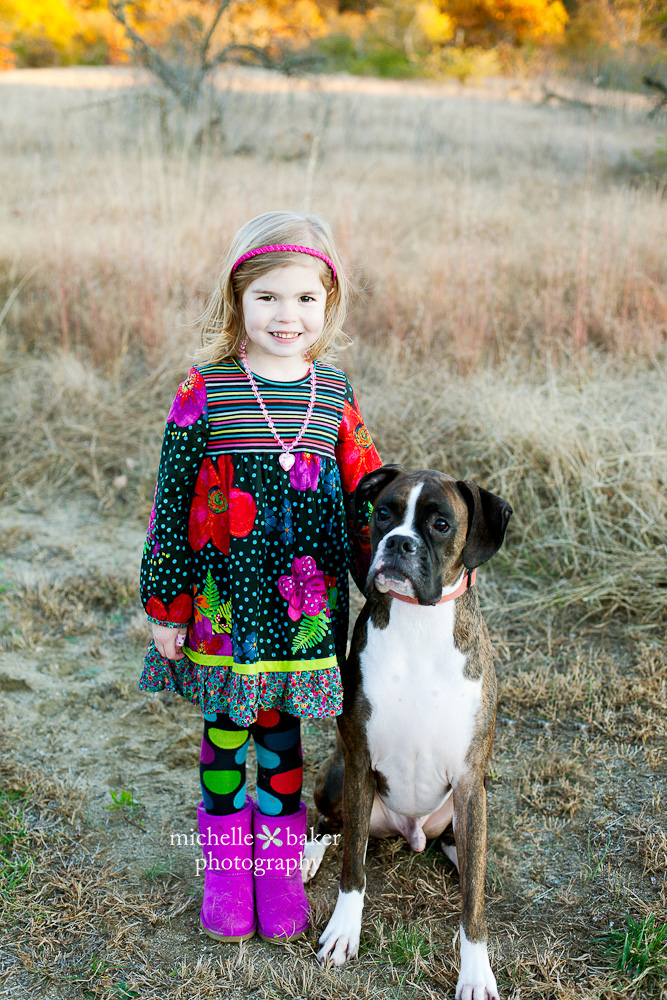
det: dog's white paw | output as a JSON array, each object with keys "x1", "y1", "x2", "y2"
[
  {"x1": 317, "y1": 888, "x2": 364, "y2": 966},
  {"x1": 301, "y1": 836, "x2": 331, "y2": 883},
  {"x1": 456, "y1": 927, "x2": 499, "y2": 1000}
]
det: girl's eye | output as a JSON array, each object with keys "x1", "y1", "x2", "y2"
[
  {"x1": 300, "y1": 295, "x2": 315, "y2": 302},
  {"x1": 433, "y1": 518, "x2": 450, "y2": 533},
  {"x1": 375, "y1": 508, "x2": 390, "y2": 523}
]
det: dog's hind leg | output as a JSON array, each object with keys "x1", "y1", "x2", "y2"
[{"x1": 302, "y1": 746, "x2": 344, "y2": 883}]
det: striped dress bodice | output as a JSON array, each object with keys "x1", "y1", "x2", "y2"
[{"x1": 199, "y1": 360, "x2": 348, "y2": 459}]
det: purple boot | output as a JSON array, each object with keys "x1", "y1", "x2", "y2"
[
  {"x1": 252, "y1": 800, "x2": 310, "y2": 942},
  {"x1": 197, "y1": 797, "x2": 256, "y2": 942}
]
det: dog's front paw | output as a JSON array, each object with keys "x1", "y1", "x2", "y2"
[
  {"x1": 456, "y1": 982, "x2": 499, "y2": 1000},
  {"x1": 317, "y1": 888, "x2": 364, "y2": 966},
  {"x1": 456, "y1": 928, "x2": 499, "y2": 1000}
]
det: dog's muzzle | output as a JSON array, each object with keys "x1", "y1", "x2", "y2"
[{"x1": 368, "y1": 533, "x2": 427, "y2": 599}]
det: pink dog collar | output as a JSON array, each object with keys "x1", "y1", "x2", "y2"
[
  {"x1": 232, "y1": 244, "x2": 337, "y2": 283},
  {"x1": 388, "y1": 569, "x2": 477, "y2": 605}
]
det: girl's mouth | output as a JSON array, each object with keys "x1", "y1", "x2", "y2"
[{"x1": 270, "y1": 331, "x2": 301, "y2": 340}]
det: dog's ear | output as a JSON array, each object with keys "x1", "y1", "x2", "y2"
[
  {"x1": 355, "y1": 464, "x2": 405, "y2": 519},
  {"x1": 457, "y1": 481, "x2": 513, "y2": 569}
]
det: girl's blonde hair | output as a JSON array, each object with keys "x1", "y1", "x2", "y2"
[{"x1": 195, "y1": 211, "x2": 351, "y2": 364}]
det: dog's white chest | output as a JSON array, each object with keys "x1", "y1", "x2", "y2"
[{"x1": 361, "y1": 600, "x2": 482, "y2": 817}]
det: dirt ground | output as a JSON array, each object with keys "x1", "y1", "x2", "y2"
[
  {"x1": 1, "y1": 61, "x2": 665, "y2": 1000},
  {"x1": 1, "y1": 496, "x2": 665, "y2": 1000}
]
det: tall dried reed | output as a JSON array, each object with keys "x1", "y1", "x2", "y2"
[
  {"x1": 1, "y1": 70, "x2": 664, "y2": 370},
  {"x1": 1, "y1": 70, "x2": 665, "y2": 627}
]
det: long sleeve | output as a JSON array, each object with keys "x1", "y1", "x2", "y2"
[
  {"x1": 335, "y1": 378, "x2": 382, "y2": 594},
  {"x1": 140, "y1": 368, "x2": 209, "y2": 627}
]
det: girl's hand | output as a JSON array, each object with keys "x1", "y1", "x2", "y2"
[{"x1": 152, "y1": 622, "x2": 188, "y2": 661}]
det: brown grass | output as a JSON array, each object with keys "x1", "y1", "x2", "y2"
[
  {"x1": 0, "y1": 531, "x2": 665, "y2": 997},
  {"x1": 1, "y1": 67, "x2": 666, "y2": 1000},
  {"x1": 3, "y1": 344, "x2": 665, "y2": 629},
  {"x1": 1, "y1": 69, "x2": 665, "y2": 629},
  {"x1": 1, "y1": 67, "x2": 665, "y2": 372}
]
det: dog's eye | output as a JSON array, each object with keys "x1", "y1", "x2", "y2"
[
  {"x1": 433, "y1": 518, "x2": 450, "y2": 533},
  {"x1": 375, "y1": 507, "x2": 390, "y2": 523}
]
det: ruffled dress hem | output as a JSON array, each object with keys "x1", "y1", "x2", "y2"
[{"x1": 139, "y1": 641, "x2": 343, "y2": 727}]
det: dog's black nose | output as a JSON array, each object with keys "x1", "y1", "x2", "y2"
[{"x1": 384, "y1": 534, "x2": 417, "y2": 555}]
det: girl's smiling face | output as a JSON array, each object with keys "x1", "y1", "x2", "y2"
[{"x1": 241, "y1": 263, "x2": 327, "y2": 374}]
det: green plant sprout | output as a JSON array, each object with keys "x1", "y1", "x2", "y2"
[
  {"x1": 599, "y1": 914, "x2": 667, "y2": 988},
  {"x1": 104, "y1": 787, "x2": 143, "y2": 818}
]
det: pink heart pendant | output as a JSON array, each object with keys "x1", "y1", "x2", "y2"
[{"x1": 279, "y1": 452, "x2": 295, "y2": 471}]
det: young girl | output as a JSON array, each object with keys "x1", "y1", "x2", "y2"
[{"x1": 139, "y1": 211, "x2": 382, "y2": 945}]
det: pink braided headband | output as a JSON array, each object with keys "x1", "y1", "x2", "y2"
[{"x1": 231, "y1": 244, "x2": 337, "y2": 284}]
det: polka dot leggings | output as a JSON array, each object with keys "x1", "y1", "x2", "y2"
[{"x1": 199, "y1": 707, "x2": 303, "y2": 817}]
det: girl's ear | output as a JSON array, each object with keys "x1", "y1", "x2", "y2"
[{"x1": 354, "y1": 464, "x2": 405, "y2": 520}]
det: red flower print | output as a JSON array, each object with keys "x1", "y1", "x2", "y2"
[
  {"x1": 188, "y1": 456, "x2": 257, "y2": 553},
  {"x1": 278, "y1": 556, "x2": 328, "y2": 622},
  {"x1": 335, "y1": 398, "x2": 382, "y2": 493},
  {"x1": 146, "y1": 593, "x2": 192, "y2": 624},
  {"x1": 167, "y1": 368, "x2": 207, "y2": 426}
]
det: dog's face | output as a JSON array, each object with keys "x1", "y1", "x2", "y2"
[{"x1": 357, "y1": 466, "x2": 512, "y2": 605}]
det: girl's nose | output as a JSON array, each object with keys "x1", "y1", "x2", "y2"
[{"x1": 274, "y1": 299, "x2": 298, "y2": 323}]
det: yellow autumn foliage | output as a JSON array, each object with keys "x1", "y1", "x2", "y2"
[
  {"x1": 445, "y1": 0, "x2": 568, "y2": 44},
  {"x1": 0, "y1": 0, "x2": 327, "y2": 67},
  {"x1": 116, "y1": 0, "x2": 326, "y2": 50},
  {"x1": 493, "y1": 0, "x2": 569, "y2": 40},
  {"x1": 5, "y1": 0, "x2": 80, "y2": 43},
  {"x1": 414, "y1": 2, "x2": 455, "y2": 46},
  {"x1": 7, "y1": 0, "x2": 661, "y2": 75},
  {"x1": 1, "y1": 0, "x2": 126, "y2": 63},
  {"x1": 232, "y1": 0, "x2": 327, "y2": 45},
  {"x1": 0, "y1": 28, "x2": 16, "y2": 67}
]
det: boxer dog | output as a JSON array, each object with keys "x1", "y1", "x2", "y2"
[{"x1": 303, "y1": 465, "x2": 512, "y2": 1000}]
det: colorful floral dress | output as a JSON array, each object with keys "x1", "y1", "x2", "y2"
[{"x1": 139, "y1": 359, "x2": 382, "y2": 726}]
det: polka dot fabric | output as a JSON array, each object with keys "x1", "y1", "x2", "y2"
[
  {"x1": 139, "y1": 361, "x2": 381, "y2": 724},
  {"x1": 198, "y1": 709, "x2": 303, "y2": 816}
]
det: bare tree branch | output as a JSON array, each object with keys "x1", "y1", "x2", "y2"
[
  {"x1": 207, "y1": 42, "x2": 276, "y2": 72},
  {"x1": 644, "y1": 75, "x2": 667, "y2": 119},
  {"x1": 541, "y1": 89, "x2": 598, "y2": 111},
  {"x1": 109, "y1": 0, "x2": 306, "y2": 109},
  {"x1": 199, "y1": 0, "x2": 234, "y2": 66},
  {"x1": 644, "y1": 75, "x2": 667, "y2": 97},
  {"x1": 276, "y1": 53, "x2": 323, "y2": 77},
  {"x1": 109, "y1": 1, "x2": 186, "y2": 104}
]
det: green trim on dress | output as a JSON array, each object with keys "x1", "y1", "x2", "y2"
[{"x1": 183, "y1": 647, "x2": 338, "y2": 675}]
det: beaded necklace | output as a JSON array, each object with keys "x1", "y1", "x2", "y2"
[{"x1": 238, "y1": 338, "x2": 317, "y2": 471}]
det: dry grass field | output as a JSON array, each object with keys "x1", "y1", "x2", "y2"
[{"x1": 0, "y1": 66, "x2": 666, "y2": 999}]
